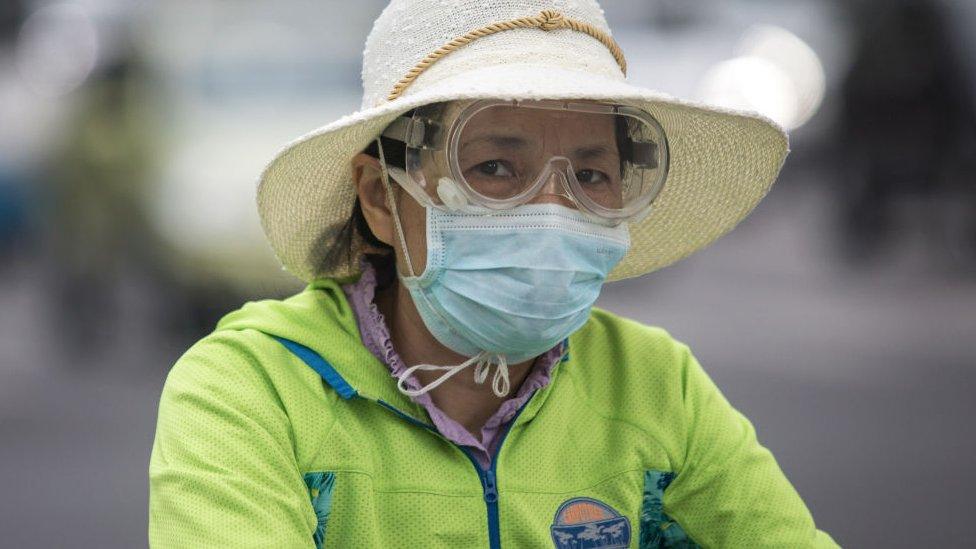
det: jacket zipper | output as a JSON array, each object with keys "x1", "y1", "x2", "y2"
[
  {"x1": 269, "y1": 335, "x2": 567, "y2": 547},
  {"x1": 456, "y1": 401, "x2": 531, "y2": 549},
  {"x1": 376, "y1": 397, "x2": 533, "y2": 549}
]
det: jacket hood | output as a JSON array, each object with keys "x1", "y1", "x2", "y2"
[
  {"x1": 215, "y1": 278, "x2": 360, "y2": 346},
  {"x1": 211, "y1": 276, "x2": 572, "y2": 417},
  {"x1": 212, "y1": 277, "x2": 426, "y2": 408}
]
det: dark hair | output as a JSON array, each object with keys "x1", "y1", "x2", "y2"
[{"x1": 323, "y1": 124, "x2": 410, "y2": 283}]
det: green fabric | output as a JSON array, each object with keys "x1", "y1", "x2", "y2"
[{"x1": 148, "y1": 277, "x2": 840, "y2": 548}]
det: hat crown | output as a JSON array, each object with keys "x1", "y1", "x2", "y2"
[{"x1": 360, "y1": 0, "x2": 624, "y2": 109}]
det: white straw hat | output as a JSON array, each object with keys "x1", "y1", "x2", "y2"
[{"x1": 257, "y1": 0, "x2": 789, "y2": 283}]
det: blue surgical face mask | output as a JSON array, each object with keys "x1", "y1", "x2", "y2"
[{"x1": 375, "y1": 140, "x2": 630, "y2": 397}]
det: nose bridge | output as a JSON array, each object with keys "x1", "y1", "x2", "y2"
[
  {"x1": 540, "y1": 157, "x2": 571, "y2": 190},
  {"x1": 530, "y1": 156, "x2": 576, "y2": 207},
  {"x1": 535, "y1": 116, "x2": 572, "y2": 192}
]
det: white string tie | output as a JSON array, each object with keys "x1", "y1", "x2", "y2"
[{"x1": 397, "y1": 351, "x2": 510, "y2": 398}]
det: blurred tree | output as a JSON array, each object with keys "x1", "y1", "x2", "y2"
[
  {"x1": 42, "y1": 44, "x2": 170, "y2": 357},
  {"x1": 837, "y1": 0, "x2": 976, "y2": 269},
  {"x1": 0, "y1": 0, "x2": 24, "y2": 45}
]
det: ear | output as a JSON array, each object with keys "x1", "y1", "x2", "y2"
[{"x1": 351, "y1": 152, "x2": 395, "y2": 247}]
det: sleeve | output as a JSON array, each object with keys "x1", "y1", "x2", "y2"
[
  {"x1": 148, "y1": 335, "x2": 317, "y2": 548},
  {"x1": 663, "y1": 343, "x2": 841, "y2": 548}
]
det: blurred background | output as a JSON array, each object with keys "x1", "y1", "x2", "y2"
[{"x1": 1, "y1": 0, "x2": 974, "y2": 546}]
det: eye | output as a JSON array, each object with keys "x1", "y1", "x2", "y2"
[
  {"x1": 475, "y1": 160, "x2": 515, "y2": 177},
  {"x1": 576, "y1": 169, "x2": 610, "y2": 185}
]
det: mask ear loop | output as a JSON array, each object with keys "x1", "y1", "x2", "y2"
[
  {"x1": 374, "y1": 137, "x2": 511, "y2": 398},
  {"x1": 375, "y1": 137, "x2": 417, "y2": 279}
]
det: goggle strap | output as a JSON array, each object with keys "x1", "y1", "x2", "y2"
[
  {"x1": 380, "y1": 116, "x2": 412, "y2": 143},
  {"x1": 625, "y1": 140, "x2": 659, "y2": 169},
  {"x1": 381, "y1": 116, "x2": 443, "y2": 150}
]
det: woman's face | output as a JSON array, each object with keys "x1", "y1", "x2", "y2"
[{"x1": 351, "y1": 99, "x2": 620, "y2": 276}]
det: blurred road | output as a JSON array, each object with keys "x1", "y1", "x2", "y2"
[{"x1": 1, "y1": 175, "x2": 975, "y2": 547}]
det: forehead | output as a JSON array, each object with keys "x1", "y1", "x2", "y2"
[{"x1": 455, "y1": 100, "x2": 618, "y2": 140}]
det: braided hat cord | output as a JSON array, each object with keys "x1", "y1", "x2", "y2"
[{"x1": 387, "y1": 9, "x2": 627, "y2": 101}]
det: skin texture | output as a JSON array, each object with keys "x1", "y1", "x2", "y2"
[{"x1": 350, "y1": 100, "x2": 619, "y2": 437}]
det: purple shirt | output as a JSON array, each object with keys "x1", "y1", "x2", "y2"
[{"x1": 341, "y1": 258, "x2": 565, "y2": 469}]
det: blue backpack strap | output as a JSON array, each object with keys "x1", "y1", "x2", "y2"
[{"x1": 271, "y1": 335, "x2": 358, "y2": 400}]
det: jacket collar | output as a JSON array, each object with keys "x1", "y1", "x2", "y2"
[{"x1": 216, "y1": 276, "x2": 571, "y2": 425}]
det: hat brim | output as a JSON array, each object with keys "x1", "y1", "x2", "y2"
[{"x1": 257, "y1": 62, "x2": 789, "y2": 283}]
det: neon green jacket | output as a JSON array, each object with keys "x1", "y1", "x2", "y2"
[{"x1": 148, "y1": 277, "x2": 839, "y2": 548}]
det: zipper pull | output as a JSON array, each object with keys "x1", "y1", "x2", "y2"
[{"x1": 483, "y1": 469, "x2": 498, "y2": 503}]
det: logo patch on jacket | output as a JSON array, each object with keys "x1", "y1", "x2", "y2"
[{"x1": 550, "y1": 497, "x2": 631, "y2": 548}]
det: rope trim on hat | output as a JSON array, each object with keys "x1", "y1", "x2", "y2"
[{"x1": 387, "y1": 9, "x2": 627, "y2": 101}]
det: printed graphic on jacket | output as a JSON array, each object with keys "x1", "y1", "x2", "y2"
[{"x1": 550, "y1": 497, "x2": 632, "y2": 548}]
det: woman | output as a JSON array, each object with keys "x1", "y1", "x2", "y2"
[{"x1": 149, "y1": 1, "x2": 839, "y2": 547}]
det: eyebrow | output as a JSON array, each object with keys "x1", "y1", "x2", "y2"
[
  {"x1": 573, "y1": 144, "x2": 615, "y2": 160},
  {"x1": 461, "y1": 135, "x2": 529, "y2": 151}
]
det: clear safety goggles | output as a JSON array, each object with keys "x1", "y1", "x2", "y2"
[{"x1": 380, "y1": 99, "x2": 669, "y2": 224}]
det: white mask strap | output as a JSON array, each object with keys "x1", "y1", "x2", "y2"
[
  {"x1": 377, "y1": 137, "x2": 513, "y2": 399},
  {"x1": 375, "y1": 137, "x2": 417, "y2": 278},
  {"x1": 397, "y1": 351, "x2": 511, "y2": 398}
]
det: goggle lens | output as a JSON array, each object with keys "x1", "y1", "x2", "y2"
[{"x1": 391, "y1": 99, "x2": 669, "y2": 221}]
